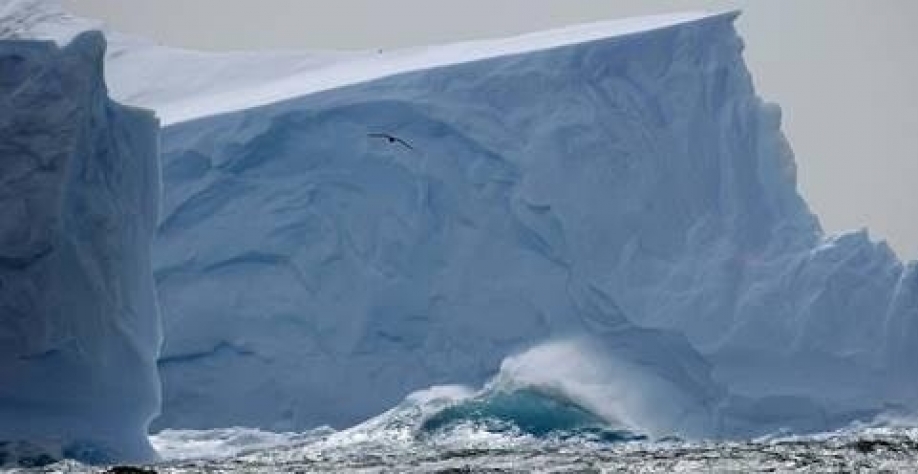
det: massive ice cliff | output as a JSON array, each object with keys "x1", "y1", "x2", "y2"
[
  {"x1": 149, "y1": 11, "x2": 916, "y2": 435},
  {"x1": 0, "y1": 29, "x2": 160, "y2": 463},
  {"x1": 1, "y1": 0, "x2": 916, "y2": 454}
]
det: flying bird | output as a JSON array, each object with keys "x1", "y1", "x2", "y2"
[{"x1": 368, "y1": 132, "x2": 414, "y2": 151}]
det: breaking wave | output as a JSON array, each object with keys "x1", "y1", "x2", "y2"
[
  {"x1": 328, "y1": 335, "x2": 717, "y2": 446},
  {"x1": 121, "y1": 339, "x2": 918, "y2": 470},
  {"x1": 417, "y1": 387, "x2": 643, "y2": 442}
]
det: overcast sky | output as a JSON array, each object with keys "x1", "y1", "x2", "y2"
[{"x1": 62, "y1": 0, "x2": 918, "y2": 259}]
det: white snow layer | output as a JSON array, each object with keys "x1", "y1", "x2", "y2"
[
  {"x1": 0, "y1": 30, "x2": 161, "y2": 463},
  {"x1": 2, "y1": 0, "x2": 917, "y2": 452},
  {"x1": 0, "y1": 0, "x2": 711, "y2": 126}
]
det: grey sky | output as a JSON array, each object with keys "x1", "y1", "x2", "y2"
[{"x1": 62, "y1": 0, "x2": 918, "y2": 259}]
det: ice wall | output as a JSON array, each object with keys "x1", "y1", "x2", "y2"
[
  {"x1": 152, "y1": 11, "x2": 916, "y2": 434},
  {"x1": 0, "y1": 31, "x2": 160, "y2": 464}
]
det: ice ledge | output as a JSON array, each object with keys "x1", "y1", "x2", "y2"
[{"x1": 158, "y1": 10, "x2": 738, "y2": 125}]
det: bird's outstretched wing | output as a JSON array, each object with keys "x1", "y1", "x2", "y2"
[{"x1": 368, "y1": 132, "x2": 414, "y2": 150}]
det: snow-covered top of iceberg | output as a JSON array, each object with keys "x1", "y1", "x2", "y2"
[
  {"x1": 0, "y1": 0, "x2": 733, "y2": 125},
  {"x1": 0, "y1": 0, "x2": 98, "y2": 43},
  {"x1": 144, "y1": 11, "x2": 734, "y2": 125}
]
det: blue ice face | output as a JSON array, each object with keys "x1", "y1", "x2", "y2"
[
  {"x1": 150, "y1": 10, "x2": 917, "y2": 439},
  {"x1": 0, "y1": 31, "x2": 161, "y2": 465}
]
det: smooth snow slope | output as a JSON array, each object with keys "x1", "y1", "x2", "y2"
[
  {"x1": 0, "y1": 1, "x2": 711, "y2": 126},
  {"x1": 0, "y1": 31, "x2": 161, "y2": 464},
  {"x1": 130, "y1": 12, "x2": 713, "y2": 125},
  {"x1": 0, "y1": 0, "x2": 365, "y2": 122},
  {"x1": 149, "y1": 9, "x2": 917, "y2": 436}
]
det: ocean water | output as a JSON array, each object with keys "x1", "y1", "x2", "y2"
[
  {"x1": 8, "y1": 424, "x2": 918, "y2": 473},
  {"x1": 6, "y1": 392, "x2": 917, "y2": 473}
]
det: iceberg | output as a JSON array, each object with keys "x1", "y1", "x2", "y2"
[
  {"x1": 0, "y1": 29, "x2": 160, "y2": 464},
  {"x1": 147, "y1": 10, "x2": 916, "y2": 434},
  {"x1": 2, "y1": 0, "x2": 915, "y2": 453}
]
